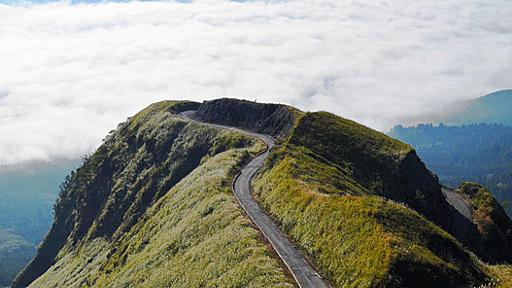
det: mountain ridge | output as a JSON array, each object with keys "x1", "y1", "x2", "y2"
[
  {"x1": 444, "y1": 89, "x2": 512, "y2": 126},
  {"x1": 13, "y1": 98, "x2": 512, "y2": 288}
]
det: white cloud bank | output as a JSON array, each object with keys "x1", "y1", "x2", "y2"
[{"x1": 0, "y1": 0, "x2": 511, "y2": 165}]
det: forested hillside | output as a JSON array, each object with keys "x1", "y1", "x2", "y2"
[
  {"x1": 0, "y1": 229, "x2": 35, "y2": 287},
  {"x1": 389, "y1": 123, "x2": 512, "y2": 216}
]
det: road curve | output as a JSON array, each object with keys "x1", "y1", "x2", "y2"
[
  {"x1": 180, "y1": 111, "x2": 330, "y2": 288},
  {"x1": 442, "y1": 186, "x2": 473, "y2": 222}
]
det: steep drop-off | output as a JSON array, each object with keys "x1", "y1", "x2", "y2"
[
  {"x1": 389, "y1": 122, "x2": 512, "y2": 217},
  {"x1": 456, "y1": 183, "x2": 512, "y2": 263},
  {"x1": 195, "y1": 98, "x2": 300, "y2": 139}
]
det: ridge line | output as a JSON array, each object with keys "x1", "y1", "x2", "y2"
[{"x1": 179, "y1": 110, "x2": 330, "y2": 288}]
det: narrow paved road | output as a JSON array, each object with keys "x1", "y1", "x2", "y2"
[
  {"x1": 180, "y1": 111, "x2": 330, "y2": 288},
  {"x1": 442, "y1": 186, "x2": 473, "y2": 222}
]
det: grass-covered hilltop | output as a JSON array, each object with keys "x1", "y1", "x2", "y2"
[{"x1": 13, "y1": 99, "x2": 512, "y2": 288}]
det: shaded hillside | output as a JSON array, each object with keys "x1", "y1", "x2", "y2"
[
  {"x1": 389, "y1": 123, "x2": 512, "y2": 216},
  {"x1": 456, "y1": 183, "x2": 512, "y2": 262},
  {"x1": 0, "y1": 229, "x2": 35, "y2": 287},
  {"x1": 444, "y1": 90, "x2": 512, "y2": 126},
  {"x1": 195, "y1": 98, "x2": 300, "y2": 138},
  {"x1": 13, "y1": 101, "x2": 292, "y2": 288}
]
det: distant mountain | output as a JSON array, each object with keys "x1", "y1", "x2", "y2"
[
  {"x1": 0, "y1": 229, "x2": 36, "y2": 287},
  {"x1": 444, "y1": 89, "x2": 512, "y2": 126},
  {"x1": 0, "y1": 160, "x2": 78, "y2": 286},
  {"x1": 389, "y1": 88, "x2": 512, "y2": 218},
  {"x1": 0, "y1": 160, "x2": 80, "y2": 244},
  {"x1": 12, "y1": 99, "x2": 512, "y2": 288},
  {"x1": 389, "y1": 123, "x2": 512, "y2": 216}
]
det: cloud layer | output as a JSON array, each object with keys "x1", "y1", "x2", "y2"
[{"x1": 0, "y1": 0, "x2": 511, "y2": 165}]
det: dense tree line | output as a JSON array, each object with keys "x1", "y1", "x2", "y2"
[{"x1": 389, "y1": 123, "x2": 512, "y2": 215}]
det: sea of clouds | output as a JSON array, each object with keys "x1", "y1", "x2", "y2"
[{"x1": 0, "y1": 0, "x2": 511, "y2": 165}]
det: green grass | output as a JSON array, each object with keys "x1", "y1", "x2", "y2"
[
  {"x1": 30, "y1": 140, "x2": 292, "y2": 288},
  {"x1": 20, "y1": 101, "x2": 291, "y2": 288},
  {"x1": 287, "y1": 112, "x2": 416, "y2": 200},
  {"x1": 255, "y1": 150, "x2": 488, "y2": 287},
  {"x1": 457, "y1": 182, "x2": 512, "y2": 263},
  {"x1": 20, "y1": 100, "x2": 511, "y2": 288},
  {"x1": 253, "y1": 112, "x2": 491, "y2": 288},
  {"x1": 459, "y1": 182, "x2": 496, "y2": 216},
  {"x1": 490, "y1": 265, "x2": 512, "y2": 288},
  {"x1": 290, "y1": 112, "x2": 411, "y2": 158},
  {"x1": 127, "y1": 100, "x2": 199, "y2": 130}
]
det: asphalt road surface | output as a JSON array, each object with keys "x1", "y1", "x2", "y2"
[
  {"x1": 180, "y1": 111, "x2": 330, "y2": 288},
  {"x1": 442, "y1": 186, "x2": 473, "y2": 222}
]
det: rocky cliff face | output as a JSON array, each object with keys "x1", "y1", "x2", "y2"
[
  {"x1": 397, "y1": 152, "x2": 479, "y2": 242},
  {"x1": 195, "y1": 98, "x2": 299, "y2": 138},
  {"x1": 457, "y1": 182, "x2": 512, "y2": 263}
]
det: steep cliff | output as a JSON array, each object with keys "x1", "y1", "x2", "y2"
[
  {"x1": 457, "y1": 182, "x2": 512, "y2": 263},
  {"x1": 195, "y1": 98, "x2": 300, "y2": 138}
]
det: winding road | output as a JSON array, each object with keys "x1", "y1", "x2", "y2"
[
  {"x1": 442, "y1": 186, "x2": 473, "y2": 222},
  {"x1": 180, "y1": 111, "x2": 330, "y2": 288}
]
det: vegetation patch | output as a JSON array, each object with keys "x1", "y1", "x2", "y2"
[
  {"x1": 254, "y1": 112, "x2": 492, "y2": 287},
  {"x1": 16, "y1": 99, "x2": 512, "y2": 288},
  {"x1": 15, "y1": 101, "x2": 290, "y2": 288},
  {"x1": 30, "y1": 150, "x2": 293, "y2": 288},
  {"x1": 389, "y1": 122, "x2": 512, "y2": 216},
  {"x1": 457, "y1": 182, "x2": 512, "y2": 262},
  {"x1": 0, "y1": 229, "x2": 36, "y2": 287}
]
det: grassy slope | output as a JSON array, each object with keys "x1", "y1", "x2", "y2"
[
  {"x1": 31, "y1": 150, "x2": 293, "y2": 288},
  {"x1": 489, "y1": 265, "x2": 512, "y2": 288},
  {"x1": 19, "y1": 100, "x2": 512, "y2": 288},
  {"x1": 20, "y1": 101, "x2": 292, "y2": 288},
  {"x1": 254, "y1": 112, "x2": 491, "y2": 288}
]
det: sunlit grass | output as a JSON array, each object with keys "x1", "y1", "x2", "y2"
[
  {"x1": 254, "y1": 112, "x2": 492, "y2": 287},
  {"x1": 28, "y1": 101, "x2": 293, "y2": 288}
]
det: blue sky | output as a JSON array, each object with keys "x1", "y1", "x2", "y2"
[{"x1": 0, "y1": 0, "x2": 510, "y2": 165}]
